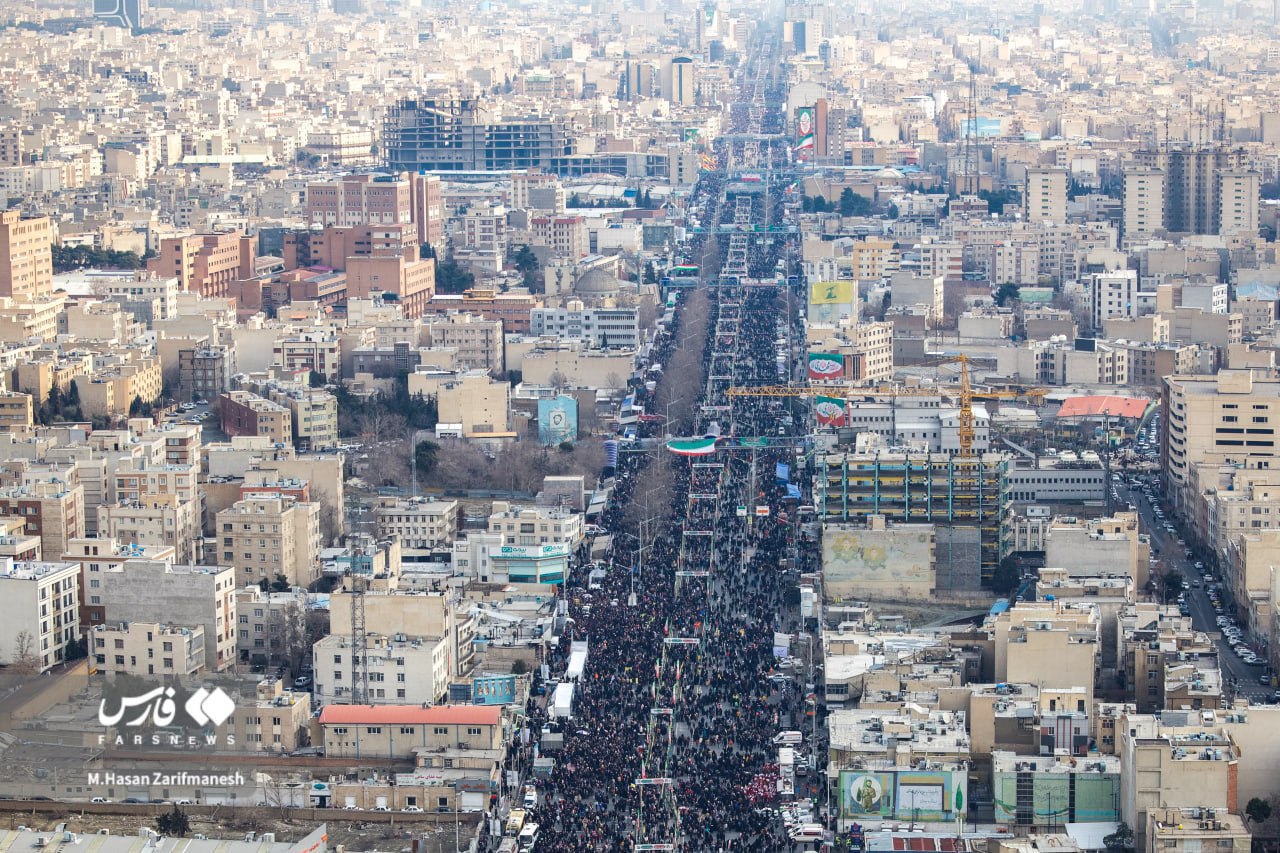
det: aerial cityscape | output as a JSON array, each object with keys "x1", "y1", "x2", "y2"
[{"x1": 1, "y1": 0, "x2": 1280, "y2": 850}]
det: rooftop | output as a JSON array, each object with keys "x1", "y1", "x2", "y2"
[{"x1": 318, "y1": 704, "x2": 501, "y2": 726}]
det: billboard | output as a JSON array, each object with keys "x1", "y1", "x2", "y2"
[
  {"x1": 814, "y1": 396, "x2": 847, "y2": 427},
  {"x1": 472, "y1": 674, "x2": 518, "y2": 706},
  {"x1": 795, "y1": 106, "x2": 816, "y2": 156},
  {"x1": 808, "y1": 353, "x2": 846, "y2": 381},
  {"x1": 810, "y1": 281, "x2": 854, "y2": 305},
  {"x1": 839, "y1": 770, "x2": 966, "y2": 821},
  {"x1": 823, "y1": 525, "x2": 935, "y2": 600},
  {"x1": 538, "y1": 395, "x2": 579, "y2": 446}
]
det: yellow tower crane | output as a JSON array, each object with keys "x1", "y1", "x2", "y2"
[{"x1": 727, "y1": 355, "x2": 1046, "y2": 456}]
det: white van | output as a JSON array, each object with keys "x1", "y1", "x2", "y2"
[
  {"x1": 789, "y1": 823, "x2": 826, "y2": 842},
  {"x1": 773, "y1": 730, "x2": 803, "y2": 746},
  {"x1": 517, "y1": 822, "x2": 540, "y2": 850}
]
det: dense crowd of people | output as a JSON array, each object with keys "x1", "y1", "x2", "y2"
[{"x1": 521, "y1": 273, "x2": 807, "y2": 852}]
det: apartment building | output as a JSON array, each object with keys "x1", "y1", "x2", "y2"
[
  {"x1": 1118, "y1": 714, "x2": 1240, "y2": 851},
  {"x1": 178, "y1": 344, "x2": 236, "y2": 402},
  {"x1": 63, "y1": 536, "x2": 176, "y2": 630},
  {"x1": 0, "y1": 558, "x2": 79, "y2": 672},
  {"x1": 1023, "y1": 167, "x2": 1068, "y2": 225},
  {"x1": 0, "y1": 391, "x2": 33, "y2": 429},
  {"x1": 374, "y1": 496, "x2": 458, "y2": 552},
  {"x1": 0, "y1": 481, "x2": 85, "y2": 562},
  {"x1": 233, "y1": 585, "x2": 310, "y2": 664},
  {"x1": 225, "y1": 678, "x2": 313, "y2": 753},
  {"x1": 96, "y1": 558, "x2": 236, "y2": 672},
  {"x1": 150, "y1": 233, "x2": 255, "y2": 299},
  {"x1": 1122, "y1": 169, "x2": 1165, "y2": 245},
  {"x1": 345, "y1": 255, "x2": 435, "y2": 319},
  {"x1": 269, "y1": 387, "x2": 338, "y2": 451},
  {"x1": 305, "y1": 173, "x2": 413, "y2": 228},
  {"x1": 313, "y1": 632, "x2": 452, "y2": 707},
  {"x1": 424, "y1": 313, "x2": 504, "y2": 373},
  {"x1": 1161, "y1": 371, "x2": 1280, "y2": 509},
  {"x1": 97, "y1": 494, "x2": 202, "y2": 564},
  {"x1": 531, "y1": 215, "x2": 588, "y2": 259},
  {"x1": 91, "y1": 621, "x2": 205, "y2": 677},
  {"x1": 0, "y1": 210, "x2": 53, "y2": 301},
  {"x1": 1088, "y1": 270, "x2": 1143, "y2": 330},
  {"x1": 220, "y1": 390, "x2": 293, "y2": 444},
  {"x1": 75, "y1": 355, "x2": 163, "y2": 418},
  {"x1": 990, "y1": 601, "x2": 1101, "y2": 702},
  {"x1": 424, "y1": 288, "x2": 537, "y2": 335},
  {"x1": 216, "y1": 494, "x2": 322, "y2": 589},
  {"x1": 529, "y1": 303, "x2": 640, "y2": 348}
]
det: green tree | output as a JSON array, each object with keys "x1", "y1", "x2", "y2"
[
  {"x1": 994, "y1": 283, "x2": 1021, "y2": 307},
  {"x1": 1103, "y1": 823, "x2": 1134, "y2": 853},
  {"x1": 434, "y1": 258, "x2": 475, "y2": 295},
  {"x1": 156, "y1": 807, "x2": 190, "y2": 837},
  {"x1": 415, "y1": 440, "x2": 440, "y2": 478},
  {"x1": 1162, "y1": 571, "x2": 1186, "y2": 604},
  {"x1": 511, "y1": 244, "x2": 541, "y2": 291},
  {"x1": 839, "y1": 187, "x2": 873, "y2": 216},
  {"x1": 990, "y1": 555, "x2": 1022, "y2": 595},
  {"x1": 269, "y1": 573, "x2": 291, "y2": 593},
  {"x1": 1246, "y1": 797, "x2": 1272, "y2": 827}
]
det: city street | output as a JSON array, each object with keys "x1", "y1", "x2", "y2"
[{"x1": 1114, "y1": 480, "x2": 1276, "y2": 703}]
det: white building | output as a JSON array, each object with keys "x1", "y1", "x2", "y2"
[
  {"x1": 312, "y1": 632, "x2": 451, "y2": 707},
  {"x1": 0, "y1": 559, "x2": 80, "y2": 673},
  {"x1": 529, "y1": 301, "x2": 640, "y2": 348},
  {"x1": 1089, "y1": 270, "x2": 1142, "y2": 331}
]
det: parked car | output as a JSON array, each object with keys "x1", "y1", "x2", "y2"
[{"x1": 402, "y1": 806, "x2": 424, "y2": 813}]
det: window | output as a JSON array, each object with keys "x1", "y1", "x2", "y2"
[
  {"x1": 400, "y1": 727, "x2": 415, "y2": 735},
  {"x1": 365, "y1": 727, "x2": 382, "y2": 735},
  {"x1": 433, "y1": 726, "x2": 448, "y2": 735},
  {"x1": 466, "y1": 727, "x2": 482, "y2": 736}
]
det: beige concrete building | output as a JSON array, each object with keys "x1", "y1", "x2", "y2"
[
  {"x1": 0, "y1": 391, "x2": 32, "y2": 429},
  {"x1": 1119, "y1": 714, "x2": 1240, "y2": 852},
  {"x1": 425, "y1": 313, "x2": 504, "y2": 373},
  {"x1": 0, "y1": 558, "x2": 79, "y2": 672},
  {"x1": 75, "y1": 355, "x2": 163, "y2": 418},
  {"x1": 1044, "y1": 512, "x2": 1150, "y2": 589},
  {"x1": 0, "y1": 297, "x2": 64, "y2": 343},
  {"x1": 267, "y1": 387, "x2": 338, "y2": 451},
  {"x1": 91, "y1": 620, "x2": 205, "y2": 677},
  {"x1": 0, "y1": 481, "x2": 85, "y2": 563},
  {"x1": 436, "y1": 372, "x2": 511, "y2": 435},
  {"x1": 1146, "y1": 808, "x2": 1250, "y2": 853},
  {"x1": 519, "y1": 347, "x2": 633, "y2": 390},
  {"x1": 97, "y1": 494, "x2": 202, "y2": 564},
  {"x1": 216, "y1": 495, "x2": 322, "y2": 589},
  {"x1": 1162, "y1": 371, "x2": 1280, "y2": 510},
  {"x1": 97, "y1": 558, "x2": 236, "y2": 672},
  {"x1": 317, "y1": 704, "x2": 503, "y2": 760},
  {"x1": 374, "y1": 495, "x2": 458, "y2": 552},
  {"x1": 0, "y1": 211, "x2": 52, "y2": 301},
  {"x1": 226, "y1": 678, "x2": 313, "y2": 753},
  {"x1": 990, "y1": 602, "x2": 1100, "y2": 701},
  {"x1": 1023, "y1": 167, "x2": 1068, "y2": 226},
  {"x1": 1122, "y1": 169, "x2": 1166, "y2": 245}
]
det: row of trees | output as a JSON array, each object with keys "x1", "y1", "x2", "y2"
[
  {"x1": 801, "y1": 188, "x2": 875, "y2": 216},
  {"x1": 51, "y1": 244, "x2": 150, "y2": 273}
]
